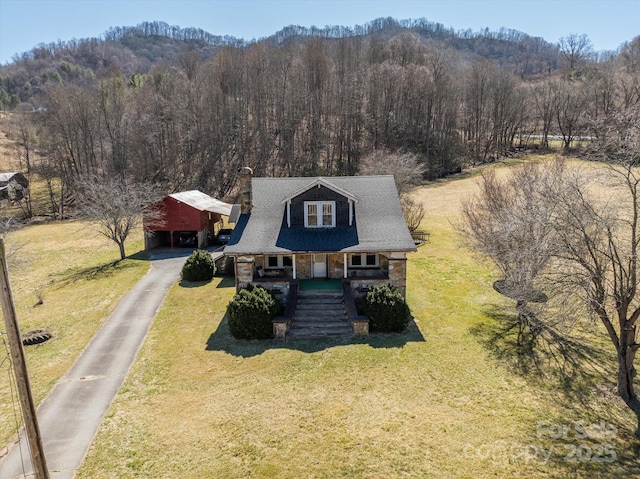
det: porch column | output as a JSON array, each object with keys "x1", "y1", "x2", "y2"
[
  {"x1": 343, "y1": 253, "x2": 348, "y2": 278},
  {"x1": 235, "y1": 255, "x2": 255, "y2": 291},
  {"x1": 387, "y1": 252, "x2": 408, "y2": 298},
  {"x1": 292, "y1": 254, "x2": 297, "y2": 280}
]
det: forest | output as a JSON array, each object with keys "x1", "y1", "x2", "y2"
[{"x1": 0, "y1": 18, "x2": 639, "y2": 208}]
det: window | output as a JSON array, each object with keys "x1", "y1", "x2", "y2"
[
  {"x1": 304, "y1": 201, "x2": 335, "y2": 227},
  {"x1": 350, "y1": 253, "x2": 379, "y2": 268},
  {"x1": 266, "y1": 255, "x2": 293, "y2": 269}
]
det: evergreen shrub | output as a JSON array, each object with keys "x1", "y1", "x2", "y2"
[
  {"x1": 363, "y1": 283, "x2": 411, "y2": 333},
  {"x1": 181, "y1": 249, "x2": 216, "y2": 282},
  {"x1": 227, "y1": 285, "x2": 279, "y2": 339}
]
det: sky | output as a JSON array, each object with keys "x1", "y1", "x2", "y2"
[{"x1": 0, "y1": 0, "x2": 638, "y2": 65}]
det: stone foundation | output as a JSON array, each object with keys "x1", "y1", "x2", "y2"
[
  {"x1": 272, "y1": 319, "x2": 288, "y2": 340},
  {"x1": 352, "y1": 319, "x2": 369, "y2": 336}
]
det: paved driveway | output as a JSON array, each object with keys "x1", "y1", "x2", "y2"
[{"x1": 0, "y1": 250, "x2": 190, "y2": 479}]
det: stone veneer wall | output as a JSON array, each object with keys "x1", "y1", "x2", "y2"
[
  {"x1": 388, "y1": 257, "x2": 407, "y2": 297},
  {"x1": 328, "y1": 254, "x2": 344, "y2": 279},
  {"x1": 349, "y1": 278, "x2": 389, "y2": 299},
  {"x1": 296, "y1": 254, "x2": 312, "y2": 278},
  {"x1": 234, "y1": 255, "x2": 254, "y2": 289}
]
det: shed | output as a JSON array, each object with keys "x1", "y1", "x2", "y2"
[
  {"x1": 0, "y1": 172, "x2": 29, "y2": 205},
  {"x1": 144, "y1": 190, "x2": 232, "y2": 249}
]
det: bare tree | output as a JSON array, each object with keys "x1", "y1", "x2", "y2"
[
  {"x1": 530, "y1": 80, "x2": 555, "y2": 148},
  {"x1": 558, "y1": 33, "x2": 594, "y2": 70},
  {"x1": 76, "y1": 175, "x2": 165, "y2": 260},
  {"x1": 357, "y1": 149, "x2": 424, "y2": 195},
  {"x1": 551, "y1": 77, "x2": 587, "y2": 150},
  {"x1": 460, "y1": 162, "x2": 562, "y2": 330},
  {"x1": 550, "y1": 160, "x2": 640, "y2": 436},
  {"x1": 462, "y1": 145, "x2": 640, "y2": 435},
  {"x1": 400, "y1": 195, "x2": 425, "y2": 233}
]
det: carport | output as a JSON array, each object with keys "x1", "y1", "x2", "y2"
[{"x1": 144, "y1": 190, "x2": 232, "y2": 249}]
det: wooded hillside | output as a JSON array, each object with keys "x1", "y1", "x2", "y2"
[{"x1": 0, "y1": 18, "x2": 638, "y2": 207}]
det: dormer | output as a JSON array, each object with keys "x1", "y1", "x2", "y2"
[{"x1": 281, "y1": 178, "x2": 358, "y2": 228}]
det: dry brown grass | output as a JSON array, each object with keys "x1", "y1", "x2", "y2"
[
  {"x1": 0, "y1": 222, "x2": 150, "y2": 452},
  {"x1": 0, "y1": 113, "x2": 25, "y2": 172},
  {"x1": 77, "y1": 156, "x2": 640, "y2": 478}
]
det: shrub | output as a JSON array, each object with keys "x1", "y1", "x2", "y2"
[
  {"x1": 227, "y1": 285, "x2": 279, "y2": 339},
  {"x1": 181, "y1": 249, "x2": 215, "y2": 282},
  {"x1": 363, "y1": 284, "x2": 411, "y2": 333}
]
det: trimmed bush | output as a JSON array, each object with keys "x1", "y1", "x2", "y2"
[
  {"x1": 227, "y1": 285, "x2": 279, "y2": 339},
  {"x1": 181, "y1": 249, "x2": 216, "y2": 282},
  {"x1": 363, "y1": 283, "x2": 411, "y2": 333}
]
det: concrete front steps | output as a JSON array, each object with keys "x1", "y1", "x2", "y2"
[{"x1": 287, "y1": 290, "x2": 352, "y2": 338}]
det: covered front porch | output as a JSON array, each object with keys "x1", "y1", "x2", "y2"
[{"x1": 234, "y1": 251, "x2": 407, "y2": 296}]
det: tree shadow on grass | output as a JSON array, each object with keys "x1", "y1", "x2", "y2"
[
  {"x1": 470, "y1": 304, "x2": 640, "y2": 475},
  {"x1": 179, "y1": 280, "x2": 209, "y2": 288},
  {"x1": 54, "y1": 249, "x2": 150, "y2": 286},
  {"x1": 56, "y1": 259, "x2": 140, "y2": 285},
  {"x1": 180, "y1": 275, "x2": 234, "y2": 289},
  {"x1": 471, "y1": 304, "x2": 612, "y2": 406},
  {"x1": 205, "y1": 314, "x2": 425, "y2": 358},
  {"x1": 470, "y1": 305, "x2": 636, "y2": 431}
]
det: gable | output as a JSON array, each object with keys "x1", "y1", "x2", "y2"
[
  {"x1": 289, "y1": 185, "x2": 352, "y2": 227},
  {"x1": 282, "y1": 177, "x2": 357, "y2": 204}
]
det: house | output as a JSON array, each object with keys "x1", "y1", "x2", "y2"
[
  {"x1": 143, "y1": 190, "x2": 233, "y2": 249},
  {"x1": 224, "y1": 168, "x2": 416, "y2": 318},
  {"x1": 0, "y1": 172, "x2": 29, "y2": 205}
]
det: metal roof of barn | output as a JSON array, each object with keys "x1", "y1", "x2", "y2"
[
  {"x1": 168, "y1": 190, "x2": 232, "y2": 216},
  {"x1": 0, "y1": 172, "x2": 26, "y2": 185},
  {"x1": 0, "y1": 173, "x2": 18, "y2": 182}
]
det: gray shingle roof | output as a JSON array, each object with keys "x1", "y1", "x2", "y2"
[{"x1": 225, "y1": 175, "x2": 416, "y2": 255}]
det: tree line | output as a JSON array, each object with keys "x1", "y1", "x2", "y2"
[{"x1": 2, "y1": 26, "x2": 639, "y2": 211}]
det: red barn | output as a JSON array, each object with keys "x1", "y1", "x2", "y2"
[{"x1": 144, "y1": 190, "x2": 232, "y2": 249}]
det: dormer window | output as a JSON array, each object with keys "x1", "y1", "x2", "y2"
[{"x1": 305, "y1": 201, "x2": 335, "y2": 228}]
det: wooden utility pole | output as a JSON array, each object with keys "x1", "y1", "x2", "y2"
[{"x1": 0, "y1": 238, "x2": 49, "y2": 479}]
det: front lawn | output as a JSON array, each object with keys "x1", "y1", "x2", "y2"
[{"x1": 77, "y1": 160, "x2": 640, "y2": 478}]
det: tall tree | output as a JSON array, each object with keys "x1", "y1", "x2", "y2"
[
  {"x1": 530, "y1": 80, "x2": 555, "y2": 148},
  {"x1": 460, "y1": 162, "x2": 561, "y2": 329},
  {"x1": 551, "y1": 77, "x2": 587, "y2": 149},
  {"x1": 558, "y1": 33, "x2": 594, "y2": 70}
]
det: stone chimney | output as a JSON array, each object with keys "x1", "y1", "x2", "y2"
[{"x1": 238, "y1": 166, "x2": 253, "y2": 214}]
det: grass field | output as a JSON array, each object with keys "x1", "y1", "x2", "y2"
[
  {"x1": 0, "y1": 222, "x2": 150, "y2": 455},
  {"x1": 70, "y1": 155, "x2": 640, "y2": 478},
  {"x1": 0, "y1": 124, "x2": 156, "y2": 457}
]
